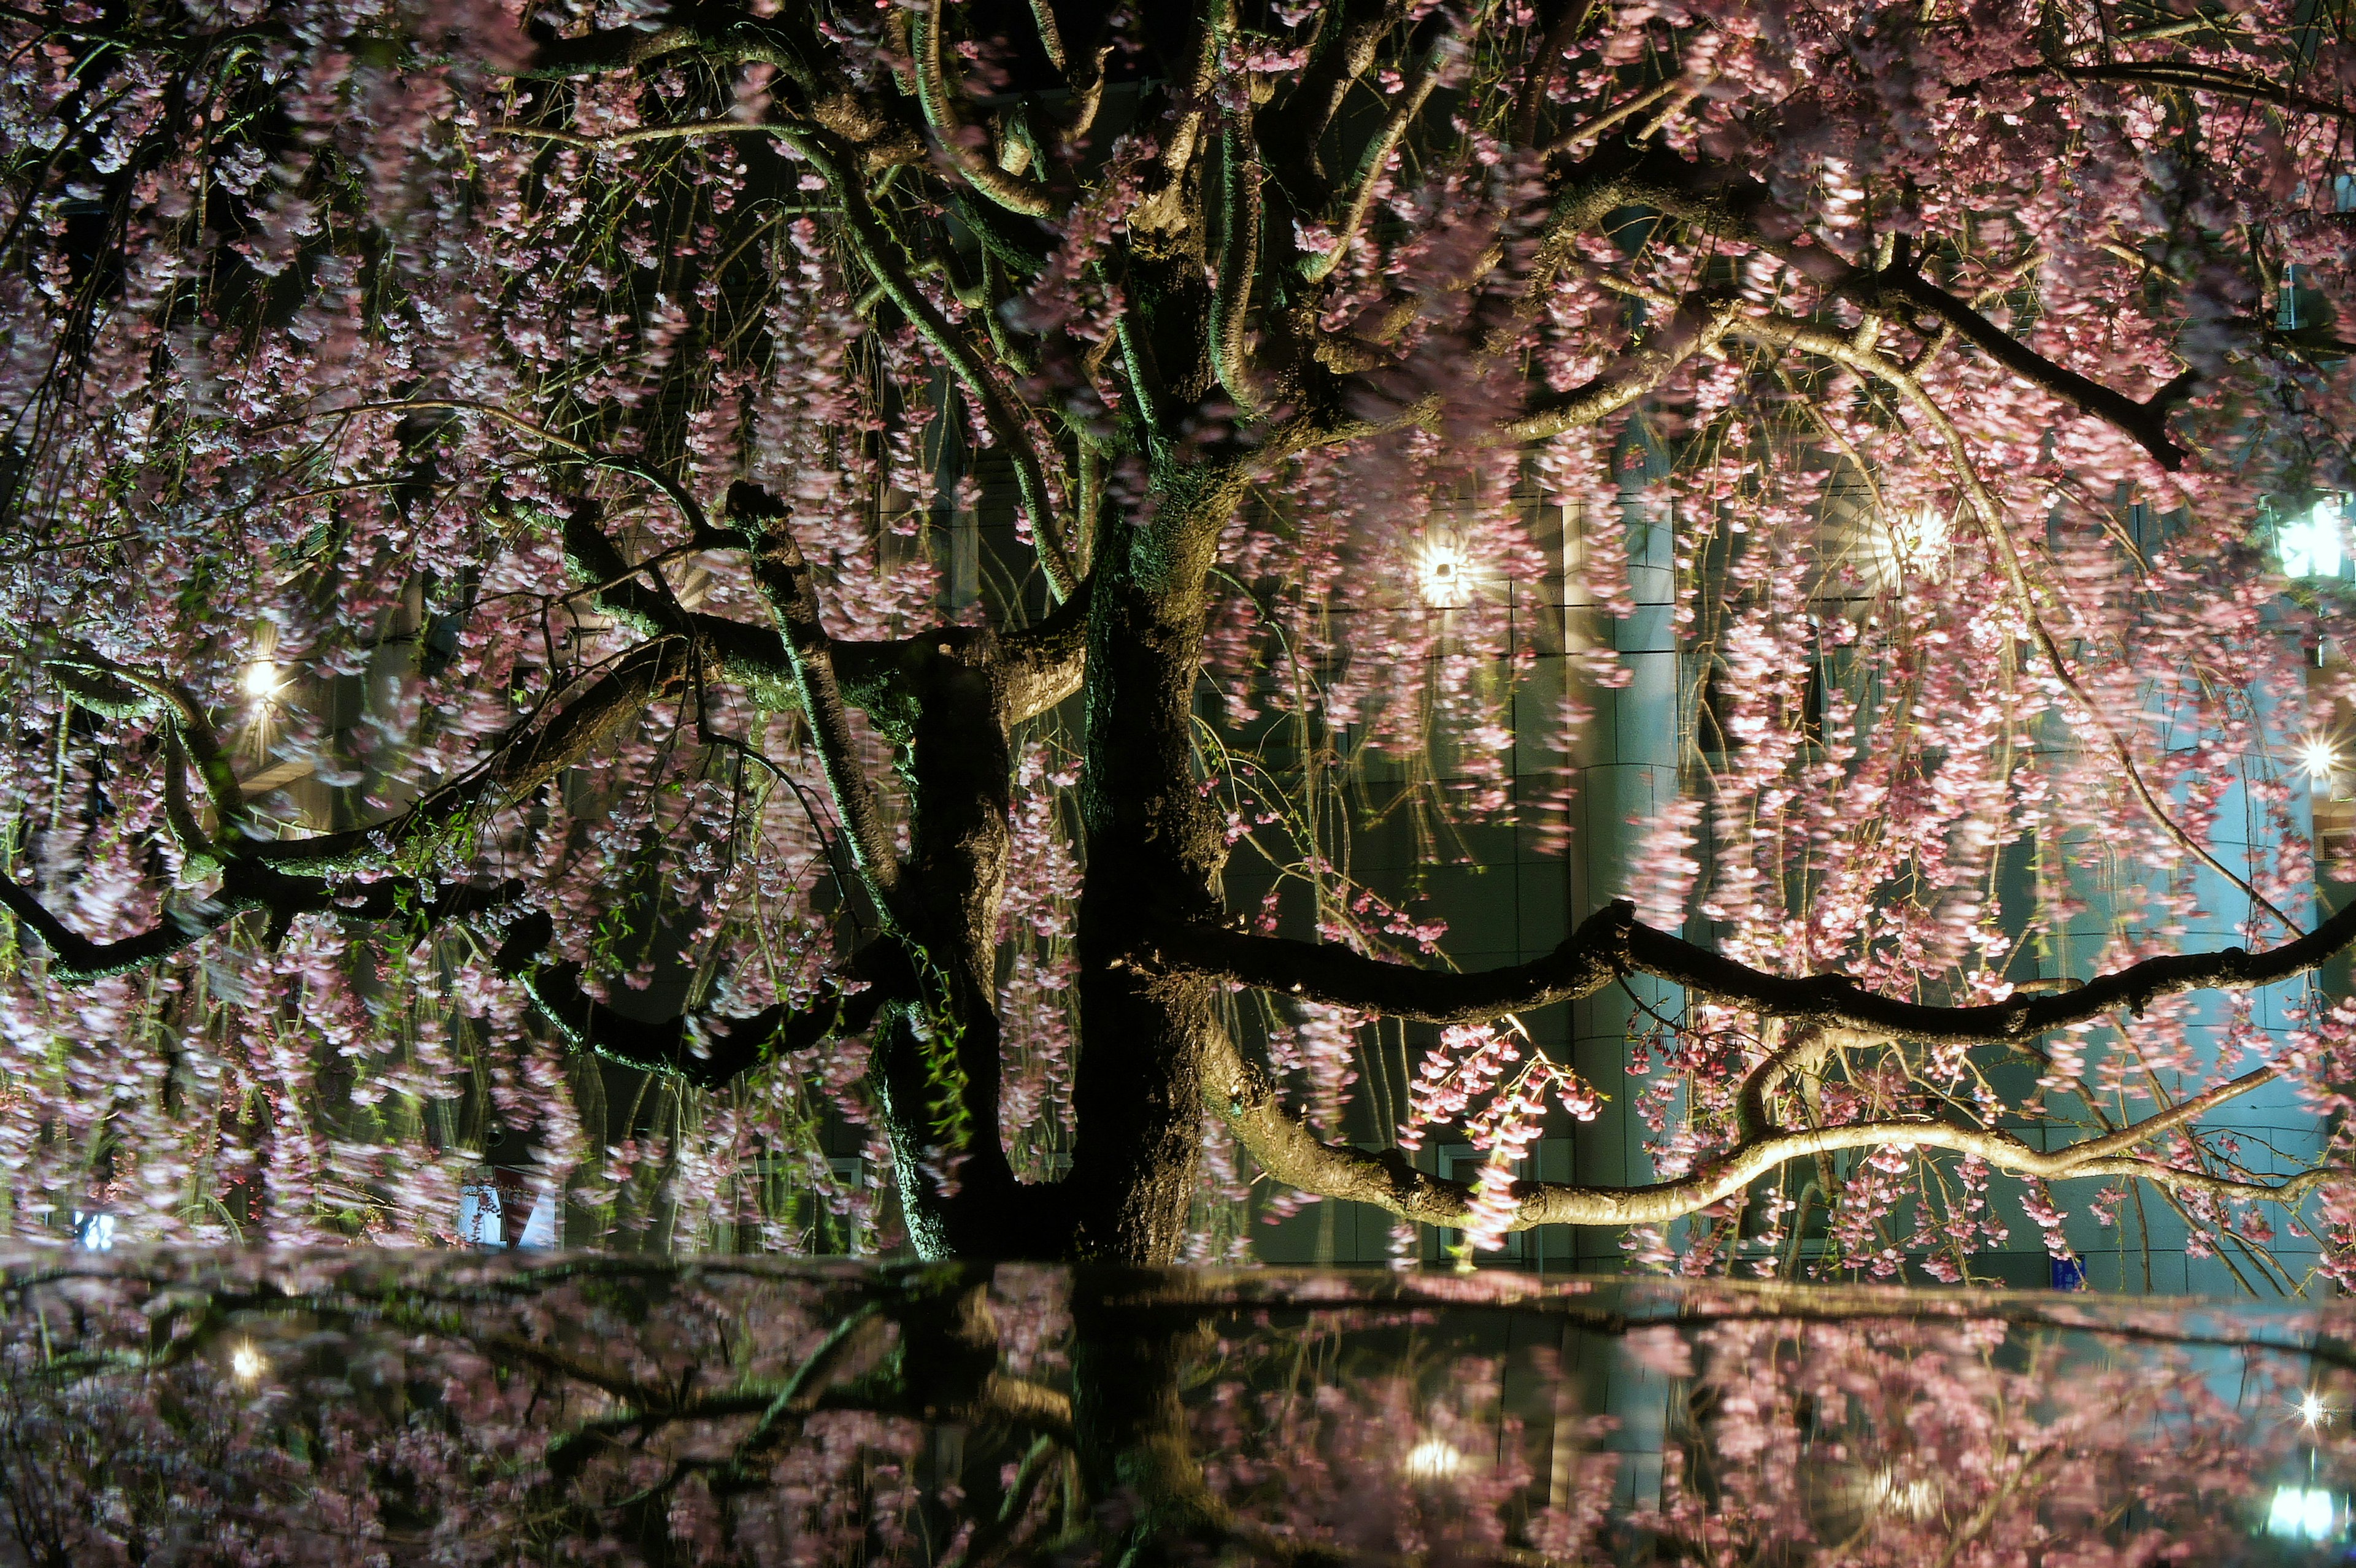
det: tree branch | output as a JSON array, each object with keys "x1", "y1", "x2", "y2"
[
  {"x1": 557, "y1": 501, "x2": 811, "y2": 715},
  {"x1": 1971, "y1": 60, "x2": 2356, "y2": 129},
  {"x1": 44, "y1": 643, "x2": 246, "y2": 836},
  {"x1": 1295, "y1": 15, "x2": 1450, "y2": 285},
  {"x1": 1562, "y1": 144, "x2": 2198, "y2": 467},
  {"x1": 997, "y1": 571, "x2": 1092, "y2": 721},
  {"x1": 908, "y1": 0, "x2": 1058, "y2": 218},
  {"x1": 0, "y1": 872, "x2": 520, "y2": 986},
  {"x1": 253, "y1": 637, "x2": 690, "y2": 876},
  {"x1": 1849, "y1": 266, "x2": 2193, "y2": 469},
  {"x1": 488, "y1": 118, "x2": 782, "y2": 150},
  {"x1": 726, "y1": 484, "x2": 902, "y2": 905},
  {"x1": 0, "y1": 870, "x2": 228, "y2": 981},
  {"x1": 504, "y1": 7, "x2": 806, "y2": 80},
  {"x1": 1261, "y1": 0, "x2": 1403, "y2": 199},
  {"x1": 1499, "y1": 288, "x2": 1743, "y2": 443},
  {"x1": 1153, "y1": 894, "x2": 2356, "y2": 1042},
  {"x1": 493, "y1": 911, "x2": 899, "y2": 1089},
  {"x1": 776, "y1": 126, "x2": 1077, "y2": 601},
  {"x1": 1295, "y1": 284, "x2": 1741, "y2": 453},
  {"x1": 266, "y1": 398, "x2": 712, "y2": 538},
  {"x1": 1210, "y1": 128, "x2": 1266, "y2": 410},
  {"x1": 1209, "y1": 1024, "x2": 2337, "y2": 1233},
  {"x1": 1139, "y1": 903, "x2": 1626, "y2": 1024}
]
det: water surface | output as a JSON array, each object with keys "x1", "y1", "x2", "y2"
[{"x1": 1, "y1": 1253, "x2": 2347, "y2": 1564}]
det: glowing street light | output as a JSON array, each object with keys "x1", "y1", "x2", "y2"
[
  {"x1": 1402, "y1": 1436, "x2": 1465, "y2": 1482},
  {"x1": 2268, "y1": 1485, "x2": 2344, "y2": 1542},
  {"x1": 1415, "y1": 535, "x2": 1474, "y2": 609},
  {"x1": 2302, "y1": 735, "x2": 2343, "y2": 787},
  {"x1": 2280, "y1": 496, "x2": 2347, "y2": 580},
  {"x1": 1860, "y1": 1467, "x2": 1941, "y2": 1521},
  {"x1": 2300, "y1": 1389, "x2": 2332, "y2": 1429},
  {"x1": 229, "y1": 1341, "x2": 267, "y2": 1382},
  {"x1": 1893, "y1": 503, "x2": 1951, "y2": 577},
  {"x1": 1858, "y1": 501, "x2": 1953, "y2": 590},
  {"x1": 241, "y1": 660, "x2": 283, "y2": 703}
]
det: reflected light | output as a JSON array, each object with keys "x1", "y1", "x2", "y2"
[
  {"x1": 2303, "y1": 736, "x2": 2343, "y2": 786},
  {"x1": 1415, "y1": 536, "x2": 1474, "y2": 609},
  {"x1": 1403, "y1": 1437, "x2": 1465, "y2": 1482},
  {"x1": 2268, "y1": 1485, "x2": 2343, "y2": 1542},
  {"x1": 2281, "y1": 497, "x2": 2346, "y2": 580},
  {"x1": 230, "y1": 1342, "x2": 266, "y2": 1382}
]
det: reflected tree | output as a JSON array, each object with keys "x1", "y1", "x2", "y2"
[
  {"x1": 0, "y1": 1257, "x2": 2345, "y2": 1564},
  {"x1": 1, "y1": 0, "x2": 2355, "y2": 1271}
]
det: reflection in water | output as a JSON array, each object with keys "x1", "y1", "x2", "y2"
[{"x1": 0, "y1": 1255, "x2": 2347, "y2": 1565}]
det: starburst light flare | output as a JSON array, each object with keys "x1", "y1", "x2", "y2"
[{"x1": 1414, "y1": 535, "x2": 1474, "y2": 609}]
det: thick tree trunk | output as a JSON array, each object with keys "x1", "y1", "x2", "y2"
[
  {"x1": 1068, "y1": 1279, "x2": 1228, "y2": 1562},
  {"x1": 873, "y1": 631, "x2": 1056, "y2": 1259},
  {"x1": 1068, "y1": 472, "x2": 1246, "y2": 1264}
]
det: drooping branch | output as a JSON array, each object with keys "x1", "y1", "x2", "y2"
[
  {"x1": 1153, "y1": 895, "x2": 2356, "y2": 1042},
  {"x1": 1499, "y1": 288, "x2": 1744, "y2": 443},
  {"x1": 907, "y1": 0, "x2": 1057, "y2": 218},
  {"x1": 493, "y1": 912, "x2": 901, "y2": 1089},
  {"x1": 1556, "y1": 281, "x2": 2300, "y2": 932},
  {"x1": 1817, "y1": 326, "x2": 2296, "y2": 932},
  {"x1": 775, "y1": 126, "x2": 1078, "y2": 601},
  {"x1": 255, "y1": 636, "x2": 691, "y2": 877},
  {"x1": 1846, "y1": 264, "x2": 2195, "y2": 469},
  {"x1": 726, "y1": 483, "x2": 902, "y2": 906},
  {"x1": 0, "y1": 870, "x2": 228, "y2": 981},
  {"x1": 1553, "y1": 144, "x2": 2200, "y2": 469},
  {"x1": 1209, "y1": 1027, "x2": 2338, "y2": 1234}
]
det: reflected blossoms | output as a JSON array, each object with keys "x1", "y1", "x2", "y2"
[{"x1": 0, "y1": 1256, "x2": 2349, "y2": 1565}]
